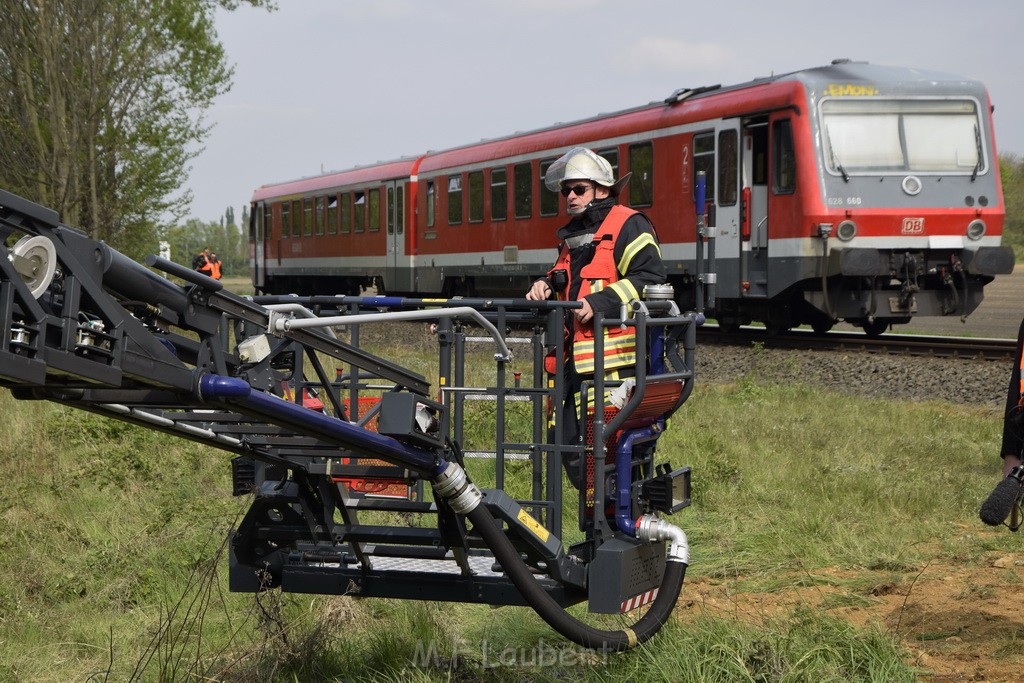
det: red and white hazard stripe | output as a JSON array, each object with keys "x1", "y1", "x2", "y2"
[{"x1": 620, "y1": 587, "x2": 659, "y2": 613}]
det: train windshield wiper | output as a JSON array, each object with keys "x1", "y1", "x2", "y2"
[
  {"x1": 824, "y1": 125, "x2": 849, "y2": 182},
  {"x1": 971, "y1": 123, "x2": 982, "y2": 182}
]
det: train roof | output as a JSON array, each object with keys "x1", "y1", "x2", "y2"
[
  {"x1": 251, "y1": 61, "x2": 990, "y2": 200},
  {"x1": 250, "y1": 156, "x2": 422, "y2": 202}
]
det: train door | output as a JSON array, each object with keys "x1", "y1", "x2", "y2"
[
  {"x1": 385, "y1": 180, "x2": 409, "y2": 291},
  {"x1": 742, "y1": 121, "x2": 769, "y2": 297},
  {"x1": 251, "y1": 202, "x2": 265, "y2": 289},
  {"x1": 713, "y1": 122, "x2": 742, "y2": 298}
]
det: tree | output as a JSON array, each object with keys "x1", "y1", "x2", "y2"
[
  {"x1": 1000, "y1": 153, "x2": 1024, "y2": 261},
  {"x1": 0, "y1": 0, "x2": 274, "y2": 261}
]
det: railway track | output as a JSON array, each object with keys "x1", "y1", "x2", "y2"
[{"x1": 697, "y1": 326, "x2": 1016, "y2": 361}]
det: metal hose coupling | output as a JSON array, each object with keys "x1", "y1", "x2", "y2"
[
  {"x1": 431, "y1": 462, "x2": 482, "y2": 514},
  {"x1": 636, "y1": 514, "x2": 690, "y2": 564}
]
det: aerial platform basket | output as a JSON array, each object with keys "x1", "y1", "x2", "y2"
[{"x1": 0, "y1": 186, "x2": 697, "y2": 650}]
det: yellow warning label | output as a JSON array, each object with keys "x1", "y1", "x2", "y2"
[{"x1": 517, "y1": 508, "x2": 550, "y2": 543}]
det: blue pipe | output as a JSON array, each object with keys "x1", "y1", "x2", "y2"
[
  {"x1": 197, "y1": 374, "x2": 444, "y2": 476},
  {"x1": 354, "y1": 296, "x2": 409, "y2": 308},
  {"x1": 614, "y1": 422, "x2": 662, "y2": 535},
  {"x1": 649, "y1": 327, "x2": 665, "y2": 375}
]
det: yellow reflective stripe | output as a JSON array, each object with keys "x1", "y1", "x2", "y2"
[
  {"x1": 619, "y1": 233, "x2": 660, "y2": 274},
  {"x1": 575, "y1": 355, "x2": 635, "y2": 374},
  {"x1": 573, "y1": 339, "x2": 637, "y2": 373},
  {"x1": 573, "y1": 335, "x2": 636, "y2": 355},
  {"x1": 608, "y1": 279, "x2": 638, "y2": 303}
]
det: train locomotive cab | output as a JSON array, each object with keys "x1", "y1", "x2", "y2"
[{"x1": 793, "y1": 62, "x2": 1013, "y2": 335}]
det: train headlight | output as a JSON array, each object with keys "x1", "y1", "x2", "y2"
[
  {"x1": 966, "y1": 219, "x2": 986, "y2": 241},
  {"x1": 836, "y1": 220, "x2": 857, "y2": 242},
  {"x1": 902, "y1": 175, "x2": 922, "y2": 196}
]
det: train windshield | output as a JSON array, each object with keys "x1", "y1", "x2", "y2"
[{"x1": 820, "y1": 98, "x2": 984, "y2": 176}]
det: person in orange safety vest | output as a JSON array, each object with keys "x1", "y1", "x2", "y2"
[
  {"x1": 525, "y1": 147, "x2": 666, "y2": 488},
  {"x1": 193, "y1": 247, "x2": 221, "y2": 280},
  {"x1": 208, "y1": 251, "x2": 222, "y2": 280},
  {"x1": 193, "y1": 247, "x2": 214, "y2": 278}
]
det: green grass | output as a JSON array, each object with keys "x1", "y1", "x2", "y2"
[{"x1": 0, "y1": 359, "x2": 1015, "y2": 680}]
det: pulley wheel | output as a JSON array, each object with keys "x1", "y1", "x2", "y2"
[{"x1": 10, "y1": 235, "x2": 57, "y2": 298}]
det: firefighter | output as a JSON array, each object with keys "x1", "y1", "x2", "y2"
[
  {"x1": 525, "y1": 147, "x2": 666, "y2": 488},
  {"x1": 208, "y1": 251, "x2": 222, "y2": 280},
  {"x1": 1000, "y1": 317, "x2": 1024, "y2": 477},
  {"x1": 192, "y1": 247, "x2": 214, "y2": 278}
]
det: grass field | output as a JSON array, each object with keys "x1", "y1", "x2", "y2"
[{"x1": 0, "y1": 336, "x2": 1022, "y2": 681}]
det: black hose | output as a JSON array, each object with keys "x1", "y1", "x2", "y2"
[{"x1": 466, "y1": 505, "x2": 687, "y2": 651}]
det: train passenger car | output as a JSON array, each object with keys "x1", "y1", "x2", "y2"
[
  {"x1": 249, "y1": 60, "x2": 1013, "y2": 334},
  {"x1": 249, "y1": 157, "x2": 421, "y2": 295}
]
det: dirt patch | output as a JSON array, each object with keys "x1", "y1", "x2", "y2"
[{"x1": 676, "y1": 539, "x2": 1024, "y2": 682}]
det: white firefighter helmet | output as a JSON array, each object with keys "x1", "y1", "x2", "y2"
[{"x1": 544, "y1": 147, "x2": 632, "y2": 196}]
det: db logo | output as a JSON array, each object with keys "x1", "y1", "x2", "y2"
[{"x1": 901, "y1": 217, "x2": 925, "y2": 234}]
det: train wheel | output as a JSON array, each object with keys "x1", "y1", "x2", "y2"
[
  {"x1": 811, "y1": 319, "x2": 835, "y2": 334},
  {"x1": 860, "y1": 319, "x2": 889, "y2": 337}
]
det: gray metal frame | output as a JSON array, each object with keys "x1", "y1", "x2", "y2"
[{"x1": 0, "y1": 188, "x2": 697, "y2": 614}]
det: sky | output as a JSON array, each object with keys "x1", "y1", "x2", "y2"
[{"x1": 181, "y1": 0, "x2": 1024, "y2": 223}]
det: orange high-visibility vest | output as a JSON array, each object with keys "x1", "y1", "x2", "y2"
[{"x1": 550, "y1": 205, "x2": 639, "y2": 375}]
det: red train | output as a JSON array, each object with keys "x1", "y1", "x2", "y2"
[{"x1": 248, "y1": 60, "x2": 1013, "y2": 335}]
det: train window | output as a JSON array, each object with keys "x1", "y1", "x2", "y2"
[
  {"x1": 341, "y1": 192, "x2": 351, "y2": 233},
  {"x1": 539, "y1": 159, "x2": 559, "y2": 217},
  {"x1": 628, "y1": 143, "x2": 653, "y2": 207},
  {"x1": 327, "y1": 194, "x2": 338, "y2": 235},
  {"x1": 597, "y1": 147, "x2": 619, "y2": 178},
  {"x1": 468, "y1": 170, "x2": 484, "y2": 223},
  {"x1": 490, "y1": 168, "x2": 507, "y2": 221},
  {"x1": 315, "y1": 196, "x2": 325, "y2": 236},
  {"x1": 514, "y1": 163, "x2": 531, "y2": 219},
  {"x1": 387, "y1": 187, "x2": 395, "y2": 235},
  {"x1": 396, "y1": 185, "x2": 404, "y2": 235},
  {"x1": 820, "y1": 99, "x2": 982, "y2": 174},
  {"x1": 717, "y1": 130, "x2": 738, "y2": 206},
  {"x1": 368, "y1": 188, "x2": 380, "y2": 232},
  {"x1": 448, "y1": 175, "x2": 463, "y2": 225},
  {"x1": 291, "y1": 200, "x2": 301, "y2": 237},
  {"x1": 354, "y1": 192, "x2": 365, "y2": 233},
  {"x1": 426, "y1": 181, "x2": 435, "y2": 228},
  {"x1": 693, "y1": 132, "x2": 715, "y2": 200},
  {"x1": 772, "y1": 119, "x2": 796, "y2": 194},
  {"x1": 303, "y1": 198, "x2": 313, "y2": 236},
  {"x1": 263, "y1": 204, "x2": 272, "y2": 240},
  {"x1": 280, "y1": 202, "x2": 290, "y2": 239}
]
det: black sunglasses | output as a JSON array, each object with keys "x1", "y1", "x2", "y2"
[{"x1": 560, "y1": 183, "x2": 592, "y2": 197}]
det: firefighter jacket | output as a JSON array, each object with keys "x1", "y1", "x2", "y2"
[
  {"x1": 547, "y1": 198, "x2": 666, "y2": 375},
  {"x1": 194, "y1": 252, "x2": 213, "y2": 277},
  {"x1": 209, "y1": 257, "x2": 222, "y2": 280}
]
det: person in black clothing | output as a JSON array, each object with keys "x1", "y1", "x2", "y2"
[
  {"x1": 525, "y1": 147, "x2": 666, "y2": 487},
  {"x1": 1000, "y1": 317, "x2": 1024, "y2": 476}
]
